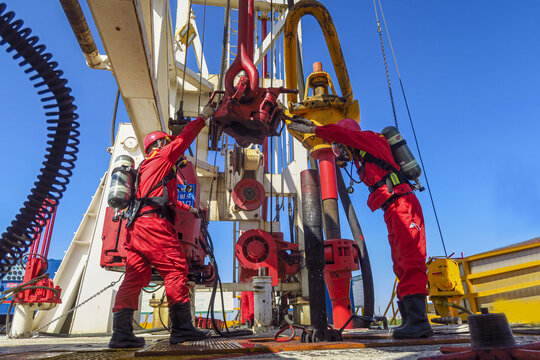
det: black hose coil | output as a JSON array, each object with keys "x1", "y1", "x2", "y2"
[{"x1": 0, "y1": 3, "x2": 80, "y2": 278}]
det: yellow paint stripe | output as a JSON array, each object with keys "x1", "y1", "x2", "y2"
[
  {"x1": 460, "y1": 242, "x2": 540, "y2": 262},
  {"x1": 470, "y1": 279, "x2": 540, "y2": 298},
  {"x1": 464, "y1": 260, "x2": 540, "y2": 280}
]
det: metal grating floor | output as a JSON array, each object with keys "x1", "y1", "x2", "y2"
[
  {"x1": 136, "y1": 332, "x2": 472, "y2": 357},
  {"x1": 0, "y1": 327, "x2": 482, "y2": 359}
]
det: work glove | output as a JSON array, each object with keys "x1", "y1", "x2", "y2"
[
  {"x1": 288, "y1": 117, "x2": 317, "y2": 134},
  {"x1": 199, "y1": 104, "x2": 216, "y2": 126},
  {"x1": 188, "y1": 206, "x2": 200, "y2": 218}
]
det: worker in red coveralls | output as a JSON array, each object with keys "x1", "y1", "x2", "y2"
[
  {"x1": 239, "y1": 267, "x2": 254, "y2": 327},
  {"x1": 108, "y1": 104, "x2": 215, "y2": 348},
  {"x1": 288, "y1": 117, "x2": 433, "y2": 339},
  {"x1": 241, "y1": 291, "x2": 254, "y2": 327}
]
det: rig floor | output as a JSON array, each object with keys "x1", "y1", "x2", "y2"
[{"x1": 0, "y1": 326, "x2": 539, "y2": 360}]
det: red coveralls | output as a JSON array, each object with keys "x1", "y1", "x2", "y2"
[
  {"x1": 315, "y1": 124, "x2": 428, "y2": 300},
  {"x1": 113, "y1": 118, "x2": 205, "y2": 312},
  {"x1": 240, "y1": 291, "x2": 254, "y2": 324},
  {"x1": 239, "y1": 268, "x2": 254, "y2": 324}
]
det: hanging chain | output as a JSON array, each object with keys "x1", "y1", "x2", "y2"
[
  {"x1": 111, "y1": 88, "x2": 120, "y2": 147},
  {"x1": 374, "y1": 0, "x2": 448, "y2": 256},
  {"x1": 377, "y1": 22, "x2": 398, "y2": 129},
  {"x1": 206, "y1": 145, "x2": 219, "y2": 215},
  {"x1": 206, "y1": 0, "x2": 231, "y2": 212},
  {"x1": 209, "y1": 0, "x2": 231, "y2": 152},
  {"x1": 26, "y1": 274, "x2": 125, "y2": 337},
  {"x1": 269, "y1": 0, "x2": 274, "y2": 233},
  {"x1": 373, "y1": 0, "x2": 398, "y2": 129},
  {"x1": 217, "y1": 0, "x2": 231, "y2": 95}
]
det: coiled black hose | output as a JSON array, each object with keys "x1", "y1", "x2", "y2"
[{"x1": 0, "y1": 3, "x2": 80, "y2": 278}]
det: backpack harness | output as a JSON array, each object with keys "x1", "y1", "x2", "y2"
[
  {"x1": 126, "y1": 158, "x2": 178, "y2": 228},
  {"x1": 355, "y1": 150, "x2": 413, "y2": 211}
]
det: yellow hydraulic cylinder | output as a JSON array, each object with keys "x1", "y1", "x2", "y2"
[{"x1": 283, "y1": 0, "x2": 359, "y2": 153}]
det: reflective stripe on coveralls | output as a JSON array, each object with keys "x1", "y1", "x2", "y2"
[
  {"x1": 315, "y1": 123, "x2": 428, "y2": 299},
  {"x1": 113, "y1": 118, "x2": 205, "y2": 312}
]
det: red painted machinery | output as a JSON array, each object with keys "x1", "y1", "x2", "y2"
[
  {"x1": 229, "y1": 145, "x2": 266, "y2": 212},
  {"x1": 233, "y1": 178, "x2": 265, "y2": 211},
  {"x1": 313, "y1": 146, "x2": 360, "y2": 329},
  {"x1": 324, "y1": 238, "x2": 359, "y2": 329},
  {"x1": 16, "y1": 200, "x2": 61, "y2": 305},
  {"x1": 212, "y1": 0, "x2": 297, "y2": 147},
  {"x1": 235, "y1": 229, "x2": 301, "y2": 286},
  {"x1": 100, "y1": 160, "x2": 215, "y2": 285}
]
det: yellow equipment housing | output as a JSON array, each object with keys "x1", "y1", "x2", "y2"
[
  {"x1": 283, "y1": 0, "x2": 359, "y2": 153},
  {"x1": 427, "y1": 257, "x2": 465, "y2": 319}
]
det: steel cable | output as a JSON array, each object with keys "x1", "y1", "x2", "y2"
[
  {"x1": 111, "y1": 88, "x2": 120, "y2": 146},
  {"x1": 195, "y1": 0, "x2": 208, "y2": 169},
  {"x1": 0, "y1": 3, "x2": 80, "y2": 278},
  {"x1": 374, "y1": 0, "x2": 448, "y2": 256},
  {"x1": 372, "y1": 0, "x2": 398, "y2": 129}
]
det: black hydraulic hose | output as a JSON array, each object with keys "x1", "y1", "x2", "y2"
[
  {"x1": 0, "y1": 3, "x2": 80, "y2": 278},
  {"x1": 300, "y1": 169, "x2": 328, "y2": 334},
  {"x1": 336, "y1": 167, "x2": 374, "y2": 319},
  {"x1": 199, "y1": 214, "x2": 252, "y2": 338}
]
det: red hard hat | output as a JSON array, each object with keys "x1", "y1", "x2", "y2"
[
  {"x1": 337, "y1": 118, "x2": 361, "y2": 131},
  {"x1": 143, "y1": 131, "x2": 170, "y2": 154}
]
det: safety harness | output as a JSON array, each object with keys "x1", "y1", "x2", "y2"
[
  {"x1": 126, "y1": 156, "x2": 178, "y2": 228},
  {"x1": 355, "y1": 150, "x2": 413, "y2": 211},
  {"x1": 356, "y1": 150, "x2": 409, "y2": 193}
]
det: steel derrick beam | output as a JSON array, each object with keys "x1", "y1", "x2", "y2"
[{"x1": 87, "y1": 0, "x2": 172, "y2": 146}]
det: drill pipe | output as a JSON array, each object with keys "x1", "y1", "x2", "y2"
[{"x1": 300, "y1": 169, "x2": 328, "y2": 332}]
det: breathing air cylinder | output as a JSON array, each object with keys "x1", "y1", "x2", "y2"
[
  {"x1": 107, "y1": 155, "x2": 135, "y2": 211},
  {"x1": 381, "y1": 126, "x2": 422, "y2": 182}
]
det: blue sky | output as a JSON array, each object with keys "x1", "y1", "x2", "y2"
[{"x1": 1, "y1": 1, "x2": 540, "y2": 314}]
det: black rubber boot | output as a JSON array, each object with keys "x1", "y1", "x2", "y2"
[
  {"x1": 392, "y1": 295, "x2": 433, "y2": 339},
  {"x1": 395, "y1": 300, "x2": 408, "y2": 330},
  {"x1": 108, "y1": 309, "x2": 145, "y2": 349},
  {"x1": 169, "y1": 302, "x2": 211, "y2": 344}
]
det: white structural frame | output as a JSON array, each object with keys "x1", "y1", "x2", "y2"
[{"x1": 19, "y1": 0, "x2": 312, "y2": 335}]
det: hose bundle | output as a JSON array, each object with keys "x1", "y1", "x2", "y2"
[
  {"x1": 0, "y1": 3, "x2": 80, "y2": 278},
  {"x1": 199, "y1": 214, "x2": 252, "y2": 338}
]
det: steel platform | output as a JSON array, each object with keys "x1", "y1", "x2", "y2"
[{"x1": 0, "y1": 326, "x2": 538, "y2": 360}]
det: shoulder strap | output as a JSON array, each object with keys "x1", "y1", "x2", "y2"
[
  {"x1": 126, "y1": 159, "x2": 177, "y2": 227},
  {"x1": 358, "y1": 150, "x2": 399, "y2": 173},
  {"x1": 133, "y1": 156, "x2": 176, "y2": 201},
  {"x1": 357, "y1": 151, "x2": 410, "y2": 193}
]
